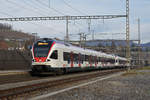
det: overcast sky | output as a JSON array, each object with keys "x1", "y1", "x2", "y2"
[{"x1": 0, "y1": 0, "x2": 149, "y2": 43}]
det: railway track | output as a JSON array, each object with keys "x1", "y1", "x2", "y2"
[
  {"x1": 0, "y1": 73, "x2": 41, "y2": 85},
  {"x1": 0, "y1": 68, "x2": 126, "y2": 100}
]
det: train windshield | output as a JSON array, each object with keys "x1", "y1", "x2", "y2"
[{"x1": 33, "y1": 41, "x2": 53, "y2": 57}]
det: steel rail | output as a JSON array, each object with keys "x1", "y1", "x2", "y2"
[{"x1": 0, "y1": 68, "x2": 125, "y2": 99}]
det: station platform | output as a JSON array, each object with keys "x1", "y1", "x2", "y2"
[{"x1": 0, "y1": 70, "x2": 30, "y2": 76}]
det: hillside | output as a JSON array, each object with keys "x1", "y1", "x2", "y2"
[
  {"x1": 0, "y1": 23, "x2": 33, "y2": 40},
  {"x1": 141, "y1": 42, "x2": 150, "y2": 47},
  {"x1": 0, "y1": 23, "x2": 34, "y2": 49},
  {"x1": 0, "y1": 40, "x2": 9, "y2": 49},
  {"x1": 85, "y1": 39, "x2": 137, "y2": 47},
  {"x1": 84, "y1": 39, "x2": 150, "y2": 52},
  {"x1": 0, "y1": 31, "x2": 33, "y2": 40}
]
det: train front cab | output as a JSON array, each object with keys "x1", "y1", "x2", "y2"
[{"x1": 31, "y1": 40, "x2": 63, "y2": 75}]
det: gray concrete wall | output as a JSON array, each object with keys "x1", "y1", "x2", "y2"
[{"x1": 0, "y1": 50, "x2": 32, "y2": 70}]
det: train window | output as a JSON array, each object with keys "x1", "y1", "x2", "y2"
[
  {"x1": 91, "y1": 56, "x2": 94, "y2": 64},
  {"x1": 119, "y1": 60, "x2": 126, "y2": 64},
  {"x1": 112, "y1": 59, "x2": 115, "y2": 63},
  {"x1": 34, "y1": 41, "x2": 53, "y2": 57},
  {"x1": 78, "y1": 54, "x2": 84, "y2": 64},
  {"x1": 50, "y1": 50, "x2": 58, "y2": 59},
  {"x1": 79, "y1": 53, "x2": 81, "y2": 64},
  {"x1": 63, "y1": 52, "x2": 70, "y2": 61},
  {"x1": 34, "y1": 47, "x2": 50, "y2": 57},
  {"x1": 99, "y1": 57, "x2": 101, "y2": 62},
  {"x1": 85, "y1": 55, "x2": 89, "y2": 61},
  {"x1": 109, "y1": 59, "x2": 114, "y2": 63},
  {"x1": 107, "y1": 59, "x2": 110, "y2": 63},
  {"x1": 88, "y1": 55, "x2": 91, "y2": 64},
  {"x1": 105, "y1": 58, "x2": 115, "y2": 64},
  {"x1": 74, "y1": 53, "x2": 79, "y2": 64},
  {"x1": 102, "y1": 57, "x2": 106, "y2": 63},
  {"x1": 95, "y1": 56, "x2": 98, "y2": 63},
  {"x1": 81, "y1": 54, "x2": 84, "y2": 63}
]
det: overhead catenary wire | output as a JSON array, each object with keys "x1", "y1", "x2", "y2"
[
  {"x1": 22, "y1": 0, "x2": 51, "y2": 16},
  {"x1": 0, "y1": 1, "x2": 21, "y2": 14},
  {"x1": 0, "y1": 11, "x2": 13, "y2": 17},
  {"x1": 29, "y1": 0, "x2": 61, "y2": 16},
  {"x1": 0, "y1": 0, "x2": 64, "y2": 34},
  {"x1": 49, "y1": 0, "x2": 51, "y2": 8},
  {"x1": 35, "y1": 0, "x2": 66, "y2": 15},
  {"x1": 62, "y1": 0, "x2": 87, "y2": 15},
  {"x1": 0, "y1": 11, "x2": 65, "y2": 37},
  {"x1": 35, "y1": 0, "x2": 88, "y2": 32},
  {"x1": 70, "y1": 20, "x2": 87, "y2": 33},
  {"x1": 6, "y1": 0, "x2": 46, "y2": 16},
  {"x1": 28, "y1": 22, "x2": 65, "y2": 38},
  {"x1": 0, "y1": 0, "x2": 128, "y2": 42}
]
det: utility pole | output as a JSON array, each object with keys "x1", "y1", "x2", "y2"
[
  {"x1": 48, "y1": 0, "x2": 51, "y2": 8},
  {"x1": 126, "y1": 0, "x2": 130, "y2": 67},
  {"x1": 79, "y1": 33, "x2": 83, "y2": 47},
  {"x1": 66, "y1": 17, "x2": 69, "y2": 42},
  {"x1": 88, "y1": 19, "x2": 91, "y2": 34},
  {"x1": 92, "y1": 30, "x2": 94, "y2": 40},
  {"x1": 83, "y1": 34, "x2": 87, "y2": 49},
  {"x1": 138, "y1": 18, "x2": 141, "y2": 66},
  {"x1": 78, "y1": 32, "x2": 86, "y2": 47}
]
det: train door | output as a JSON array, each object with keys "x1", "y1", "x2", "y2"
[
  {"x1": 89, "y1": 55, "x2": 92, "y2": 67},
  {"x1": 78, "y1": 53, "x2": 81, "y2": 67},
  {"x1": 70, "y1": 52, "x2": 74, "y2": 67},
  {"x1": 95, "y1": 56, "x2": 97, "y2": 67},
  {"x1": 102, "y1": 57, "x2": 105, "y2": 67}
]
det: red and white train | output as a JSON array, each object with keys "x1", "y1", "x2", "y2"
[{"x1": 31, "y1": 38, "x2": 129, "y2": 75}]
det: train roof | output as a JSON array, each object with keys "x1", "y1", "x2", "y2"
[{"x1": 37, "y1": 38, "x2": 127, "y2": 60}]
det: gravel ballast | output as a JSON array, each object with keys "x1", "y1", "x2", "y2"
[{"x1": 43, "y1": 69, "x2": 150, "y2": 100}]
